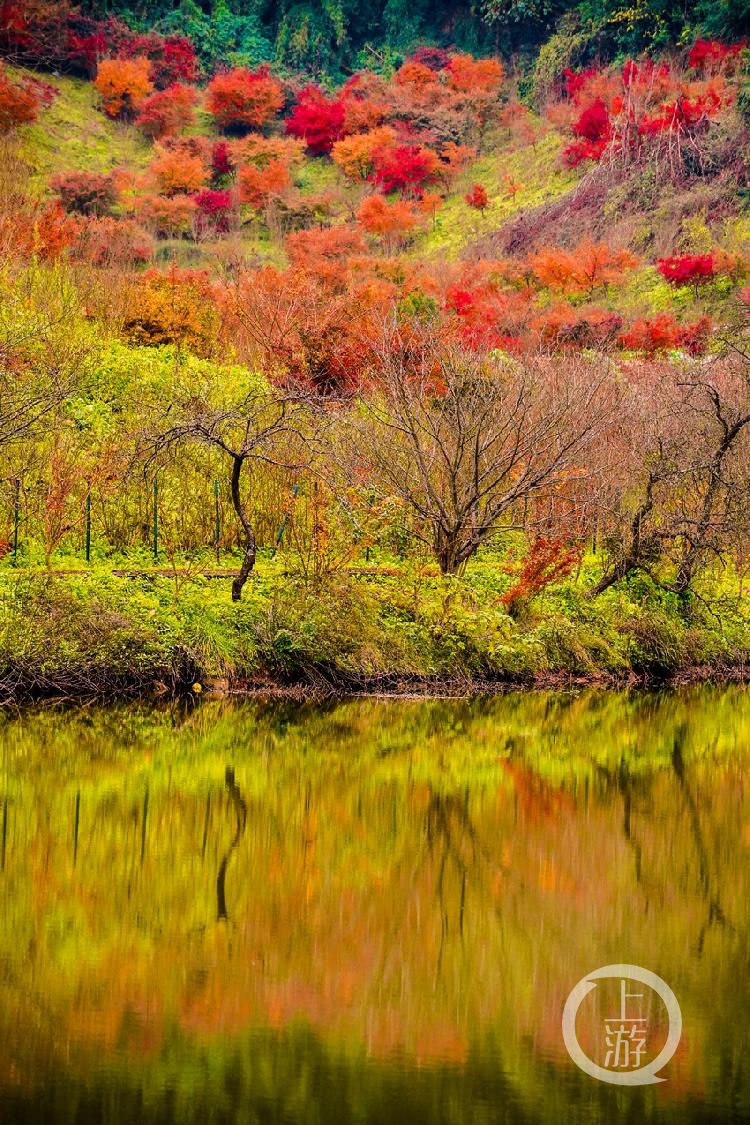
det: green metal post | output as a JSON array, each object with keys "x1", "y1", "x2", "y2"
[
  {"x1": 85, "y1": 492, "x2": 91, "y2": 563},
  {"x1": 12, "y1": 479, "x2": 19, "y2": 566},
  {"x1": 152, "y1": 477, "x2": 159, "y2": 562},
  {"x1": 270, "y1": 483, "x2": 299, "y2": 558},
  {"x1": 214, "y1": 479, "x2": 220, "y2": 563}
]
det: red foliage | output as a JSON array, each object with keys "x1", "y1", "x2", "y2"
[
  {"x1": 562, "y1": 97, "x2": 611, "y2": 166},
  {"x1": 444, "y1": 276, "x2": 529, "y2": 352},
  {"x1": 688, "y1": 39, "x2": 745, "y2": 70},
  {"x1": 555, "y1": 54, "x2": 733, "y2": 171},
  {"x1": 193, "y1": 188, "x2": 234, "y2": 233},
  {"x1": 501, "y1": 537, "x2": 583, "y2": 612},
  {"x1": 464, "y1": 183, "x2": 489, "y2": 211},
  {"x1": 145, "y1": 35, "x2": 197, "y2": 88},
  {"x1": 618, "y1": 313, "x2": 713, "y2": 354},
  {"x1": 285, "y1": 86, "x2": 347, "y2": 155},
  {"x1": 65, "y1": 27, "x2": 108, "y2": 76},
  {"x1": 678, "y1": 315, "x2": 714, "y2": 354},
  {"x1": 136, "y1": 83, "x2": 197, "y2": 139},
  {"x1": 211, "y1": 140, "x2": 234, "y2": 181},
  {"x1": 205, "y1": 67, "x2": 284, "y2": 131},
  {"x1": 0, "y1": 5, "x2": 197, "y2": 84},
  {"x1": 573, "y1": 96, "x2": 610, "y2": 142},
  {"x1": 562, "y1": 67, "x2": 598, "y2": 100},
  {"x1": 116, "y1": 31, "x2": 198, "y2": 88},
  {"x1": 657, "y1": 254, "x2": 716, "y2": 286},
  {"x1": 372, "y1": 143, "x2": 439, "y2": 195},
  {"x1": 51, "y1": 170, "x2": 117, "y2": 216},
  {"x1": 0, "y1": 63, "x2": 39, "y2": 129}
]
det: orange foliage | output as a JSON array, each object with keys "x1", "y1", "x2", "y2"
[
  {"x1": 121, "y1": 267, "x2": 219, "y2": 355},
  {"x1": 446, "y1": 54, "x2": 504, "y2": 94},
  {"x1": 205, "y1": 66, "x2": 284, "y2": 131},
  {"x1": 230, "y1": 265, "x2": 387, "y2": 391},
  {"x1": 74, "y1": 216, "x2": 154, "y2": 266},
  {"x1": 230, "y1": 134, "x2": 305, "y2": 169},
  {"x1": 95, "y1": 56, "x2": 153, "y2": 119},
  {"x1": 394, "y1": 61, "x2": 437, "y2": 90},
  {"x1": 285, "y1": 225, "x2": 366, "y2": 271},
  {"x1": 0, "y1": 201, "x2": 79, "y2": 260},
  {"x1": 530, "y1": 240, "x2": 639, "y2": 294},
  {"x1": 342, "y1": 95, "x2": 387, "y2": 133},
  {"x1": 135, "y1": 192, "x2": 197, "y2": 236},
  {"x1": 500, "y1": 102, "x2": 543, "y2": 147},
  {"x1": 357, "y1": 194, "x2": 418, "y2": 249},
  {"x1": 150, "y1": 146, "x2": 206, "y2": 196},
  {"x1": 331, "y1": 126, "x2": 397, "y2": 181},
  {"x1": 531, "y1": 302, "x2": 623, "y2": 347},
  {"x1": 237, "y1": 159, "x2": 291, "y2": 209},
  {"x1": 438, "y1": 141, "x2": 476, "y2": 179},
  {"x1": 419, "y1": 192, "x2": 443, "y2": 225},
  {"x1": 501, "y1": 537, "x2": 583, "y2": 613}
]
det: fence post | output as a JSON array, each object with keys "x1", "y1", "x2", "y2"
[
  {"x1": 85, "y1": 491, "x2": 91, "y2": 563},
  {"x1": 271, "y1": 483, "x2": 299, "y2": 558},
  {"x1": 152, "y1": 477, "x2": 159, "y2": 562},
  {"x1": 214, "y1": 479, "x2": 220, "y2": 563},
  {"x1": 12, "y1": 479, "x2": 19, "y2": 566}
]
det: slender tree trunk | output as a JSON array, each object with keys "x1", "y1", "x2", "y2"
[
  {"x1": 587, "y1": 477, "x2": 657, "y2": 598},
  {"x1": 230, "y1": 454, "x2": 257, "y2": 602}
]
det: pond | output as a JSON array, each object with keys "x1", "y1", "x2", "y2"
[{"x1": 0, "y1": 687, "x2": 748, "y2": 1124}]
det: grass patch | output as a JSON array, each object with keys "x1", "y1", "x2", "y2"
[{"x1": 15, "y1": 69, "x2": 151, "y2": 190}]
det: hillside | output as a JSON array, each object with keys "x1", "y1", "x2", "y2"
[
  {"x1": 1, "y1": 11, "x2": 750, "y2": 700},
  {"x1": 5, "y1": 42, "x2": 749, "y2": 341}
]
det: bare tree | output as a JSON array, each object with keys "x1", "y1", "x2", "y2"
[
  {"x1": 338, "y1": 317, "x2": 614, "y2": 574},
  {"x1": 145, "y1": 379, "x2": 311, "y2": 600},
  {"x1": 588, "y1": 345, "x2": 750, "y2": 599}
]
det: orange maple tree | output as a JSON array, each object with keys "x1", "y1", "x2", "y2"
[
  {"x1": 95, "y1": 57, "x2": 153, "y2": 119},
  {"x1": 205, "y1": 67, "x2": 284, "y2": 131}
]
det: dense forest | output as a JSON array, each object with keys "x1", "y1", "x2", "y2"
[
  {"x1": 5, "y1": 0, "x2": 748, "y2": 79},
  {"x1": 1, "y1": 1, "x2": 750, "y2": 698}
]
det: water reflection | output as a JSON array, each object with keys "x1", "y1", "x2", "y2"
[{"x1": 0, "y1": 687, "x2": 748, "y2": 1123}]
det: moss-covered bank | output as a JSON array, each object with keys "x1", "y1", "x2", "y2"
[{"x1": 1, "y1": 557, "x2": 748, "y2": 702}]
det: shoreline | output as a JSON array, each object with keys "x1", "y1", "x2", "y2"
[
  {"x1": 2, "y1": 662, "x2": 749, "y2": 708},
  {"x1": 2, "y1": 568, "x2": 749, "y2": 708}
]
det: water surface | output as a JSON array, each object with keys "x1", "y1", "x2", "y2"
[{"x1": 0, "y1": 687, "x2": 748, "y2": 1124}]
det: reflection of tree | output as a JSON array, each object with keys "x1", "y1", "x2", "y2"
[
  {"x1": 426, "y1": 791, "x2": 477, "y2": 977},
  {"x1": 671, "y1": 725, "x2": 733, "y2": 952},
  {"x1": 217, "y1": 767, "x2": 247, "y2": 922},
  {"x1": 1, "y1": 690, "x2": 749, "y2": 1108}
]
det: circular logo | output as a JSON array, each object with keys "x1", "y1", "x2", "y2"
[{"x1": 562, "y1": 964, "x2": 682, "y2": 1085}]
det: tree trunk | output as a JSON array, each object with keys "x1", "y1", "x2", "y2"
[
  {"x1": 587, "y1": 475, "x2": 657, "y2": 598},
  {"x1": 435, "y1": 528, "x2": 462, "y2": 575},
  {"x1": 229, "y1": 454, "x2": 257, "y2": 602}
]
